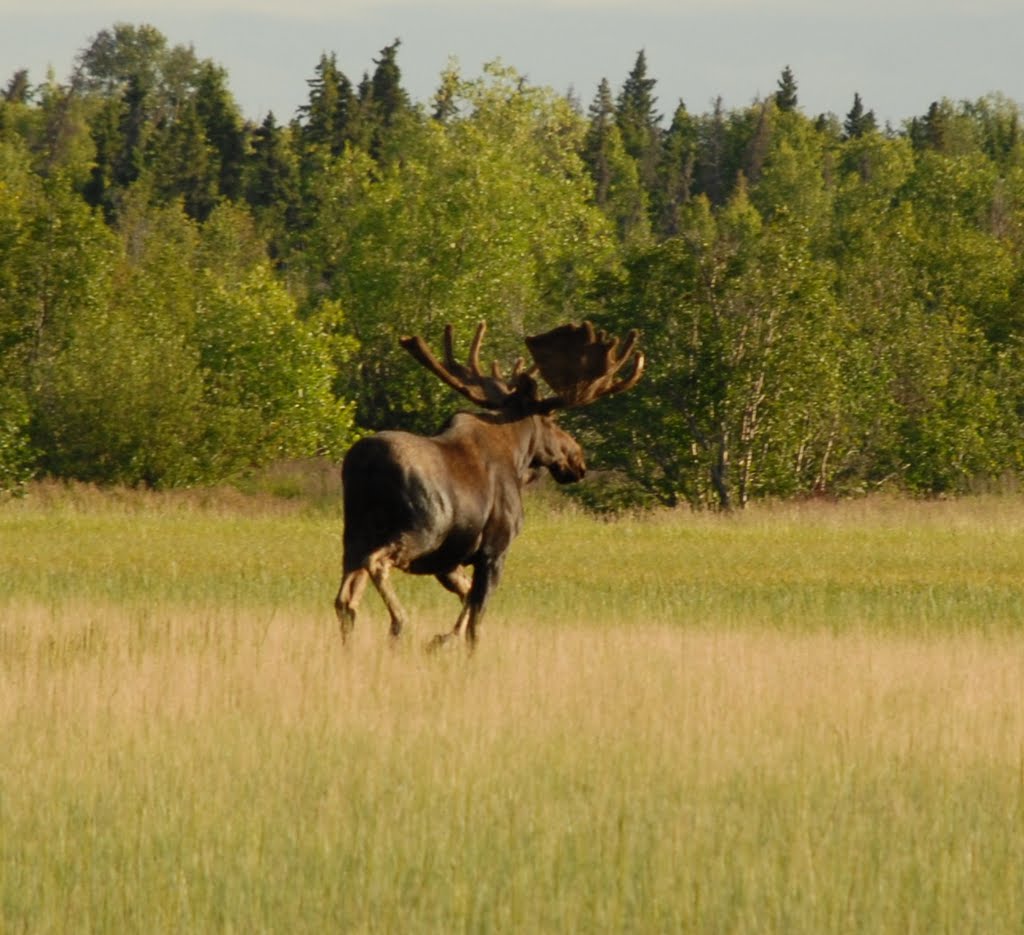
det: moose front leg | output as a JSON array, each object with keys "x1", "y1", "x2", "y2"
[
  {"x1": 464, "y1": 555, "x2": 504, "y2": 647},
  {"x1": 427, "y1": 556, "x2": 503, "y2": 652}
]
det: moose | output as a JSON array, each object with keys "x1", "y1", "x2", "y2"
[{"x1": 334, "y1": 320, "x2": 644, "y2": 649}]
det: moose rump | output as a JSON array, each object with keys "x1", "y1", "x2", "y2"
[{"x1": 341, "y1": 427, "x2": 496, "y2": 580}]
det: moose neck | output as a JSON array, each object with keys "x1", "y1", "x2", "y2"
[{"x1": 441, "y1": 409, "x2": 549, "y2": 486}]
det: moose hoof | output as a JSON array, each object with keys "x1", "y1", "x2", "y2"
[{"x1": 425, "y1": 633, "x2": 452, "y2": 653}]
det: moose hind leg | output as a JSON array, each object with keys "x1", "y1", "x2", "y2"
[
  {"x1": 367, "y1": 549, "x2": 409, "y2": 639},
  {"x1": 335, "y1": 568, "x2": 369, "y2": 642}
]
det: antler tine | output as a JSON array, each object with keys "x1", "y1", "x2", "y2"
[
  {"x1": 510, "y1": 357, "x2": 536, "y2": 378},
  {"x1": 610, "y1": 330, "x2": 638, "y2": 369},
  {"x1": 400, "y1": 321, "x2": 523, "y2": 410},
  {"x1": 442, "y1": 324, "x2": 459, "y2": 372},
  {"x1": 468, "y1": 321, "x2": 487, "y2": 376},
  {"x1": 600, "y1": 348, "x2": 645, "y2": 399}
]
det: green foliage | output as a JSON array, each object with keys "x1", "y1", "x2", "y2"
[
  {"x1": 4, "y1": 27, "x2": 1024, "y2": 504},
  {"x1": 193, "y1": 264, "x2": 355, "y2": 475},
  {"x1": 303, "y1": 63, "x2": 617, "y2": 430},
  {"x1": 0, "y1": 385, "x2": 33, "y2": 492},
  {"x1": 0, "y1": 149, "x2": 355, "y2": 485}
]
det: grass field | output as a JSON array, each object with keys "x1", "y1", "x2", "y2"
[{"x1": 1, "y1": 483, "x2": 1023, "y2": 932}]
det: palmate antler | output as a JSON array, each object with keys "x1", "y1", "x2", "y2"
[
  {"x1": 525, "y1": 321, "x2": 645, "y2": 408},
  {"x1": 400, "y1": 320, "x2": 644, "y2": 412}
]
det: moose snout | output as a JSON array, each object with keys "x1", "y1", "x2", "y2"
[{"x1": 551, "y1": 456, "x2": 586, "y2": 484}]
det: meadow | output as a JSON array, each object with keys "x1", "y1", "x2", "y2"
[{"x1": 1, "y1": 482, "x2": 1023, "y2": 933}]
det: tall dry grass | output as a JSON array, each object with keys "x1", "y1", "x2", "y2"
[{"x1": 1, "y1": 487, "x2": 1023, "y2": 931}]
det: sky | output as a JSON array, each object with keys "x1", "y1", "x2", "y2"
[{"x1": 2, "y1": 0, "x2": 1022, "y2": 128}]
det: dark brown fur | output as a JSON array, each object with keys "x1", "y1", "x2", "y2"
[{"x1": 334, "y1": 408, "x2": 584, "y2": 648}]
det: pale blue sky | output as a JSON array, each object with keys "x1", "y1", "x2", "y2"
[{"x1": 3, "y1": 0, "x2": 1021, "y2": 127}]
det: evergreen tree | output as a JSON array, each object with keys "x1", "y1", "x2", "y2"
[
  {"x1": 843, "y1": 92, "x2": 877, "y2": 140},
  {"x1": 3, "y1": 69, "x2": 30, "y2": 104},
  {"x1": 583, "y1": 78, "x2": 616, "y2": 206},
  {"x1": 152, "y1": 97, "x2": 219, "y2": 220},
  {"x1": 366, "y1": 39, "x2": 413, "y2": 161},
  {"x1": 615, "y1": 49, "x2": 661, "y2": 192},
  {"x1": 370, "y1": 39, "x2": 410, "y2": 127},
  {"x1": 350, "y1": 72, "x2": 376, "y2": 151},
  {"x1": 76, "y1": 24, "x2": 247, "y2": 219},
  {"x1": 112, "y1": 72, "x2": 151, "y2": 190},
  {"x1": 774, "y1": 65, "x2": 798, "y2": 112},
  {"x1": 909, "y1": 100, "x2": 948, "y2": 152},
  {"x1": 655, "y1": 100, "x2": 698, "y2": 236},
  {"x1": 583, "y1": 78, "x2": 649, "y2": 243},
  {"x1": 298, "y1": 53, "x2": 357, "y2": 159},
  {"x1": 244, "y1": 112, "x2": 302, "y2": 253},
  {"x1": 193, "y1": 60, "x2": 246, "y2": 201},
  {"x1": 696, "y1": 97, "x2": 729, "y2": 205}
]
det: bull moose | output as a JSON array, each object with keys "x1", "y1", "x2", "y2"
[{"x1": 334, "y1": 320, "x2": 644, "y2": 649}]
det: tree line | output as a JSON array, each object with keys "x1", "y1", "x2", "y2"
[{"x1": 2, "y1": 24, "x2": 1024, "y2": 508}]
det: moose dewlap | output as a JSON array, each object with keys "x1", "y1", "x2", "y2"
[{"x1": 334, "y1": 321, "x2": 644, "y2": 650}]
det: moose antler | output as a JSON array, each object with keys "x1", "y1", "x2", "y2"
[
  {"x1": 400, "y1": 322, "x2": 537, "y2": 410},
  {"x1": 525, "y1": 321, "x2": 645, "y2": 408}
]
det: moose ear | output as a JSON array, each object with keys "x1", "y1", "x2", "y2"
[
  {"x1": 533, "y1": 397, "x2": 564, "y2": 416},
  {"x1": 507, "y1": 371, "x2": 563, "y2": 416}
]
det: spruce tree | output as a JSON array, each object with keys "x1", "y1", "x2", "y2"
[
  {"x1": 194, "y1": 61, "x2": 246, "y2": 201},
  {"x1": 583, "y1": 77, "x2": 649, "y2": 243},
  {"x1": 843, "y1": 92, "x2": 877, "y2": 139},
  {"x1": 696, "y1": 96, "x2": 728, "y2": 205},
  {"x1": 245, "y1": 112, "x2": 302, "y2": 253},
  {"x1": 656, "y1": 100, "x2": 698, "y2": 236},
  {"x1": 911, "y1": 101, "x2": 949, "y2": 152},
  {"x1": 370, "y1": 40, "x2": 409, "y2": 128},
  {"x1": 153, "y1": 97, "x2": 219, "y2": 220},
  {"x1": 615, "y1": 49, "x2": 661, "y2": 192},
  {"x1": 246, "y1": 113, "x2": 299, "y2": 211},
  {"x1": 3, "y1": 69, "x2": 30, "y2": 104},
  {"x1": 299, "y1": 53, "x2": 356, "y2": 158},
  {"x1": 367, "y1": 39, "x2": 412, "y2": 160},
  {"x1": 774, "y1": 66, "x2": 798, "y2": 112},
  {"x1": 584, "y1": 78, "x2": 616, "y2": 206},
  {"x1": 113, "y1": 73, "x2": 150, "y2": 191}
]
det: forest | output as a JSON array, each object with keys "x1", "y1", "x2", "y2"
[{"x1": 3, "y1": 23, "x2": 1024, "y2": 509}]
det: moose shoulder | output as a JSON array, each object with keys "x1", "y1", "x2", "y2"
[{"x1": 334, "y1": 321, "x2": 644, "y2": 650}]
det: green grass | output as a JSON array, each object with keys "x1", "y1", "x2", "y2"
[{"x1": 2, "y1": 484, "x2": 1024, "y2": 932}]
